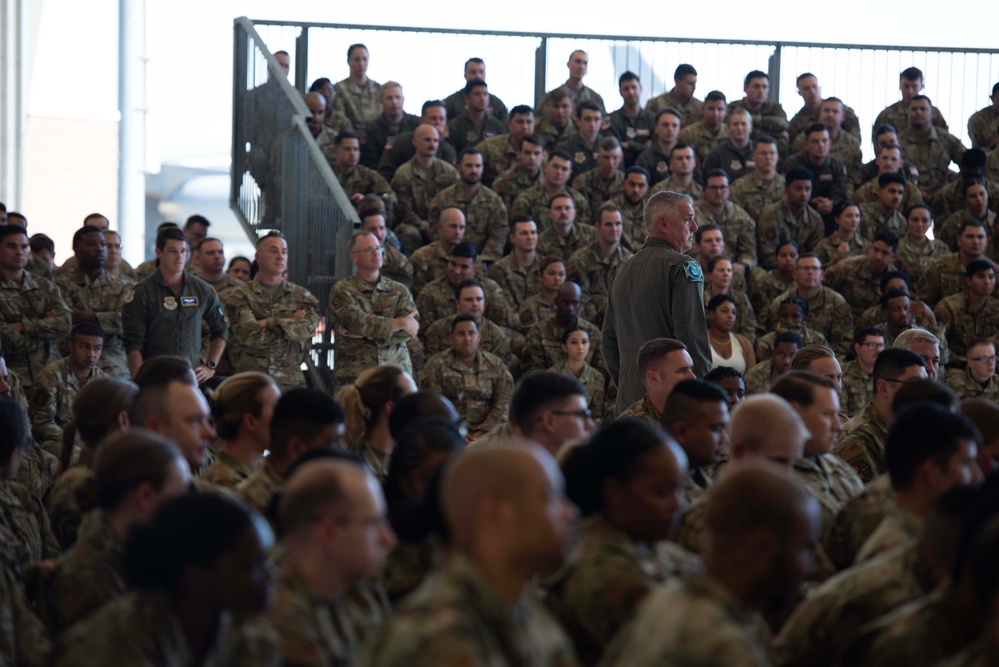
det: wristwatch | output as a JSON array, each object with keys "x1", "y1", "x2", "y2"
[{"x1": 205, "y1": 360, "x2": 218, "y2": 370}]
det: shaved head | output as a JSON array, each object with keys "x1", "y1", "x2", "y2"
[
  {"x1": 280, "y1": 459, "x2": 372, "y2": 535},
  {"x1": 729, "y1": 395, "x2": 808, "y2": 466},
  {"x1": 413, "y1": 124, "x2": 439, "y2": 141},
  {"x1": 441, "y1": 442, "x2": 575, "y2": 570}
]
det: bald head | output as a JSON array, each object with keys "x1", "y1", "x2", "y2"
[
  {"x1": 729, "y1": 395, "x2": 808, "y2": 466},
  {"x1": 413, "y1": 124, "x2": 439, "y2": 142},
  {"x1": 304, "y1": 92, "x2": 325, "y2": 115},
  {"x1": 707, "y1": 459, "x2": 817, "y2": 544},
  {"x1": 441, "y1": 443, "x2": 574, "y2": 569}
]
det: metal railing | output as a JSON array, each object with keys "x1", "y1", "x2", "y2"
[
  {"x1": 232, "y1": 17, "x2": 357, "y2": 393},
  {"x1": 247, "y1": 19, "x2": 999, "y2": 157}
]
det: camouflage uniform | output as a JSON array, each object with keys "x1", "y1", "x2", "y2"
[
  {"x1": 28, "y1": 358, "x2": 104, "y2": 456},
  {"x1": 361, "y1": 554, "x2": 577, "y2": 667},
  {"x1": 895, "y1": 236, "x2": 950, "y2": 286},
  {"x1": 478, "y1": 134, "x2": 519, "y2": 186},
  {"x1": 225, "y1": 278, "x2": 321, "y2": 388},
  {"x1": 423, "y1": 316, "x2": 512, "y2": 365},
  {"x1": 840, "y1": 359, "x2": 873, "y2": 419},
  {"x1": 989, "y1": 149, "x2": 999, "y2": 184},
  {"x1": 0, "y1": 272, "x2": 71, "y2": 388},
  {"x1": 604, "y1": 195, "x2": 649, "y2": 253},
  {"x1": 571, "y1": 169, "x2": 624, "y2": 217},
  {"x1": 898, "y1": 125, "x2": 966, "y2": 197},
  {"x1": 844, "y1": 583, "x2": 973, "y2": 667},
  {"x1": 730, "y1": 97, "x2": 789, "y2": 146},
  {"x1": 381, "y1": 536, "x2": 441, "y2": 604},
  {"x1": 754, "y1": 326, "x2": 827, "y2": 363},
  {"x1": 634, "y1": 145, "x2": 672, "y2": 182},
  {"x1": 517, "y1": 294, "x2": 556, "y2": 334},
  {"x1": 549, "y1": 360, "x2": 609, "y2": 424},
  {"x1": 44, "y1": 464, "x2": 93, "y2": 549},
  {"x1": 390, "y1": 159, "x2": 459, "y2": 251},
  {"x1": 0, "y1": 480, "x2": 60, "y2": 582},
  {"x1": 875, "y1": 100, "x2": 949, "y2": 136},
  {"x1": 539, "y1": 517, "x2": 675, "y2": 665},
  {"x1": 50, "y1": 591, "x2": 279, "y2": 667},
  {"x1": 823, "y1": 257, "x2": 896, "y2": 319},
  {"x1": 650, "y1": 177, "x2": 702, "y2": 204},
  {"x1": 930, "y1": 178, "x2": 999, "y2": 223},
  {"x1": 794, "y1": 453, "x2": 865, "y2": 549},
  {"x1": 0, "y1": 551, "x2": 50, "y2": 667},
  {"x1": 791, "y1": 131, "x2": 864, "y2": 184},
  {"x1": 235, "y1": 459, "x2": 283, "y2": 516},
  {"x1": 268, "y1": 558, "x2": 364, "y2": 667},
  {"x1": 410, "y1": 241, "x2": 453, "y2": 296},
  {"x1": 376, "y1": 131, "x2": 457, "y2": 181},
  {"x1": 933, "y1": 292, "x2": 999, "y2": 366},
  {"x1": 857, "y1": 203, "x2": 907, "y2": 243},
  {"x1": 937, "y1": 208, "x2": 997, "y2": 251},
  {"x1": 756, "y1": 201, "x2": 824, "y2": 269},
  {"x1": 600, "y1": 575, "x2": 772, "y2": 667},
  {"x1": 854, "y1": 507, "x2": 922, "y2": 564},
  {"x1": 788, "y1": 103, "x2": 862, "y2": 146},
  {"x1": 134, "y1": 259, "x2": 157, "y2": 281},
  {"x1": 328, "y1": 274, "x2": 416, "y2": 388},
  {"x1": 946, "y1": 366, "x2": 999, "y2": 401},
  {"x1": 782, "y1": 153, "x2": 849, "y2": 207},
  {"x1": 814, "y1": 231, "x2": 868, "y2": 268},
  {"x1": 539, "y1": 84, "x2": 606, "y2": 115},
  {"x1": 679, "y1": 467, "x2": 715, "y2": 507},
  {"x1": 567, "y1": 242, "x2": 633, "y2": 319},
  {"x1": 524, "y1": 315, "x2": 602, "y2": 374},
  {"x1": 917, "y1": 253, "x2": 999, "y2": 305},
  {"x1": 744, "y1": 359, "x2": 781, "y2": 395},
  {"x1": 428, "y1": 184, "x2": 508, "y2": 263},
  {"x1": 538, "y1": 224, "x2": 598, "y2": 262},
  {"x1": 55, "y1": 268, "x2": 130, "y2": 378},
  {"x1": 444, "y1": 89, "x2": 509, "y2": 126},
  {"x1": 617, "y1": 394, "x2": 661, "y2": 426},
  {"x1": 201, "y1": 450, "x2": 255, "y2": 489},
  {"x1": 730, "y1": 172, "x2": 786, "y2": 222},
  {"x1": 749, "y1": 269, "x2": 795, "y2": 322},
  {"x1": 645, "y1": 91, "x2": 703, "y2": 127},
  {"x1": 693, "y1": 200, "x2": 758, "y2": 268},
  {"x1": 38, "y1": 510, "x2": 125, "y2": 634},
  {"x1": 853, "y1": 178, "x2": 924, "y2": 213},
  {"x1": 418, "y1": 348, "x2": 513, "y2": 434},
  {"x1": 968, "y1": 105, "x2": 999, "y2": 150},
  {"x1": 491, "y1": 164, "x2": 544, "y2": 210},
  {"x1": 510, "y1": 184, "x2": 591, "y2": 235},
  {"x1": 333, "y1": 77, "x2": 382, "y2": 129},
  {"x1": 381, "y1": 245, "x2": 414, "y2": 289},
  {"x1": 488, "y1": 254, "x2": 541, "y2": 310},
  {"x1": 678, "y1": 121, "x2": 726, "y2": 166},
  {"x1": 825, "y1": 474, "x2": 893, "y2": 569},
  {"x1": 445, "y1": 112, "x2": 506, "y2": 154},
  {"x1": 416, "y1": 275, "x2": 512, "y2": 336},
  {"x1": 833, "y1": 402, "x2": 889, "y2": 484},
  {"x1": 334, "y1": 165, "x2": 397, "y2": 213},
  {"x1": 536, "y1": 116, "x2": 576, "y2": 148},
  {"x1": 772, "y1": 543, "x2": 938, "y2": 667},
  {"x1": 767, "y1": 286, "x2": 854, "y2": 356}
]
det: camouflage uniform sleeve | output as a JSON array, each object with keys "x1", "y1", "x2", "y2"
[
  {"x1": 0, "y1": 562, "x2": 51, "y2": 667},
  {"x1": 755, "y1": 104, "x2": 789, "y2": 133},
  {"x1": 561, "y1": 562, "x2": 654, "y2": 652},
  {"x1": 509, "y1": 192, "x2": 531, "y2": 221},
  {"x1": 835, "y1": 433, "x2": 878, "y2": 484},
  {"x1": 484, "y1": 281, "x2": 514, "y2": 329},
  {"x1": 481, "y1": 362, "x2": 514, "y2": 433},
  {"x1": 915, "y1": 266, "x2": 941, "y2": 306},
  {"x1": 755, "y1": 209, "x2": 779, "y2": 270},
  {"x1": 329, "y1": 283, "x2": 397, "y2": 343},
  {"x1": 417, "y1": 355, "x2": 443, "y2": 393},
  {"x1": 480, "y1": 197, "x2": 509, "y2": 263},
  {"x1": 391, "y1": 173, "x2": 426, "y2": 234},
  {"x1": 28, "y1": 369, "x2": 62, "y2": 456},
  {"x1": 828, "y1": 297, "x2": 855, "y2": 356},
  {"x1": 523, "y1": 326, "x2": 547, "y2": 374},
  {"x1": 566, "y1": 251, "x2": 591, "y2": 297},
  {"x1": 734, "y1": 210, "x2": 758, "y2": 268},
  {"x1": 21, "y1": 284, "x2": 72, "y2": 342},
  {"x1": 274, "y1": 289, "x2": 321, "y2": 343}
]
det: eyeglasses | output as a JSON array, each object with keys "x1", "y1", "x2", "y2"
[
  {"x1": 969, "y1": 355, "x2": 997, "y2": 363},
  {"x1": 858, "y1": 342, "x2": 885, "y2": 350},
  {"x1": 551, "y1": 408, "x2": 592, "y2": 419},
  {"x1": 351, "y1": 245, "x2": 384, "y2": 255}
]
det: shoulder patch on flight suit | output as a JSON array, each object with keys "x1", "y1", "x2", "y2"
[{"x1": 684, "y1": 261, "x2": 704, "y2": 283}]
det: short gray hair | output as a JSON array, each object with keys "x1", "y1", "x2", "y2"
[
  {"x1": 893, "y1": 328, "x2": 940, "y2": 350},
  {"x1": 644, "y1": 191, "x2": 693, "y2": 230},
  {"x1": 348, "y1": 231, "x2": 376, "y2": 252}
]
